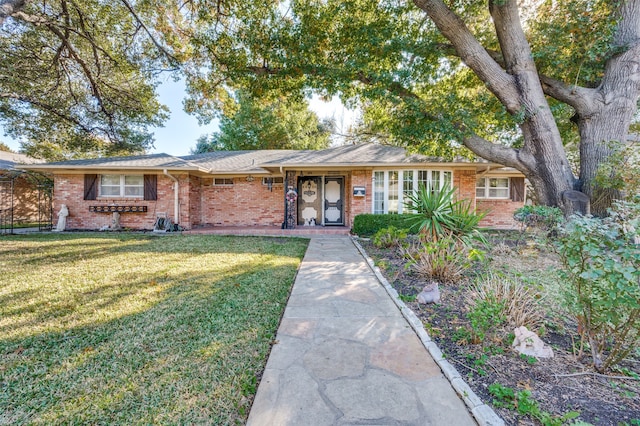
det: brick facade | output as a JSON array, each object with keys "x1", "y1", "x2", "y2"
[
  {"x1": 477, "y1": 199, "x2": 522, "y2": 229},
  {"x1": 53, "y1": 173, "x2": 178, "y2": 230},
  {"x1": 200, "y1": 177, "x2": 285, "y2": 227},
  {"x1": 0, "y1": 173, "x2": 43, "y2": 224},
  {"x1": 51, "y1": 168, "x2": 523, "y2": 231}
]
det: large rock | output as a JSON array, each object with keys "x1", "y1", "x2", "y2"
[{"x1": 512, "y1": 326, "x2": 554, "y2": 359}]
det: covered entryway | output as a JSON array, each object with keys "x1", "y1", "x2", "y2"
[{"x1": 297, "y1": 176, "x2": 344, "y2": 226}]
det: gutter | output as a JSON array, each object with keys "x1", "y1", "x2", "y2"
[{"x1": 163, "y1": 169, "x2": 179, "y2": 225}]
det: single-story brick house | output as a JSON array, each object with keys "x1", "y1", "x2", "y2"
[{"x1": 20, "y1": 144, "x2": 526, "y2": 231}]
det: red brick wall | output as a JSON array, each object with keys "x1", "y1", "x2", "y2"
[
  {"x1": 453, "y1": 169, "x2": 477, "y2": 210},
  {"x1": 477, "y1": 199, "x2": 522, "y2": 229},
  {"x1": 199, "y1": 177, "x2": 285, "y2": 227},
  {"x1": 53, "y1": 173, "x2": 183, "y2": 230},
  {"x1": 348, "y1": 170, "x2": 372, "y2": 225},
  {"x1": 0, "y1": 173, "x2": 42, "y2": 223}
]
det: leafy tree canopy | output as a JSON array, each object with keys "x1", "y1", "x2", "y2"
[
  {"x1": 191, "y1": 91, "x2": 332, "y2": 153},
  {"x1": 0, "y1": 0, "x2": 175, "y2": 160},
  {"x1": 159, "y1": 0, "x2": 638, "y2": 213},
  {"x1": 0, "y1": 141, "x2": 14, "y2": 152}
]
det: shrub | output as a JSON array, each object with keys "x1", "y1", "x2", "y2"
[
  {"x1": 513, "y1": 205, "x2": 564, "y2": 232},
  {"x1": 402, "y1": 236, "x2": 484, "y2": 284},
  {"x1": 466, "y1": 273, "x2": 545, "y2": 342},
  {"x1": 555, "y1": 200, "x2": 640, "y2": 372},
  {"x1": 372, "y1": 226, "x2": 408, "y2": 248},
  {"x1": 467, "y1": 297, "x2": 507, "y2": 344},
  {"x1": 352, "y1": 213, "x2": 415, "y2": 236}
]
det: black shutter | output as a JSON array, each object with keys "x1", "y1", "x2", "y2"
[
  {"x1": 510, "y1": 177, "x2": 525, "y2": 202},
  {"x1": 84, "y1": 174, "x2": 98, "y2": 200},
  {"x1": 144, "y1": 174, "x2": 157, "y2": 200}
]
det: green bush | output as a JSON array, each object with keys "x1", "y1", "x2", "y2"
[
  {"x1": 352, "y1": 213, "x2": 415, "y2": 236},
  {"x1": 555, "y1": 200, "x2": 640, "y2": 372},
  {"x1": 372, "y1": 226, "x2": 408, "y2": 248},
  {"x1": 402, "y1": 236, "x2": 484, "y2": 284},
  {"x1": 467, "y1": 297, "x2": 507, "y2": 344},
  {"x1": 514, "y1": 205, "x2": 564, "y2": 231}
]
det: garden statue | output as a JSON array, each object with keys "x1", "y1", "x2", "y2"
[
  {"x1": 111, "y1": 211, "x2": 122, "y2": 231},
  {"x1": 416, "y1": 281, "x2": 440, "y2": 304},
  {"x1": 54, "y1": 204, "x2": 69, "y2": 232}
]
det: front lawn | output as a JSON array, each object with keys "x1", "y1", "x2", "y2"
[{"x1": 0, "y1": 233, "x2": 308, "y2": 425}]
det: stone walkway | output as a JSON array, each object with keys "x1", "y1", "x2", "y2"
[{"x1": 247, "y1": 237, "x2": 491, "y2": 425}]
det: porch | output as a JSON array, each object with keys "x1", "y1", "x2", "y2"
[{"x1": 183, "y1": 225, "x2": 351, "y2": 238}]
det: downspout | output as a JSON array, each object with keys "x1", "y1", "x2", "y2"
[{"x1": 163, "y1": 169, "x2": 179, "y2": 225}]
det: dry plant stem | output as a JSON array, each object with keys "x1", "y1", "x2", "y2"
[
  {"x1": 449, "y1": 357, "x2": 482, "y2": 374},
  {"x1": 554, "y1": 372, "x2": 640, "y2": 381}
]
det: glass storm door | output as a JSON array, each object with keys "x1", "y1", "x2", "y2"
[
  {"x1": 297, "y1": 177, "x2": 322, "y2": 226},
  {"x1": 324, "y1": 177, "x2": 344, "y2": 225}
]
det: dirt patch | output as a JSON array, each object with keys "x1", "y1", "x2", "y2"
[{"x1": 359, "y1": 235, "x2": 640, "y2": 426}]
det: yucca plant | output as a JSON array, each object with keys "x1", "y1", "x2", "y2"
[{"x1": 404, "y1": 184, "x2": 486, "y2": 244}]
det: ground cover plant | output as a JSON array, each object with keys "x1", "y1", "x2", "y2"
[
  {"x1": 0, "y1": 233, "x2": 308, "y2": 425},
  {"x1": 361, "y1": 228, "x2": 640, "y2": 425}
]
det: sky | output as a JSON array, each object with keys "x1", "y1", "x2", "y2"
[{"x1": 2, "y1": 78, "x2": 357, "y2": 157}]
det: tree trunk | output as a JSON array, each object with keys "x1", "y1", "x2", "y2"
[
  {"x1": 576, "y1": 110, "x2": 627, "y2": 216},
  {"x1": 574, "y1": 0, "x2": 640, "y2": 215}
]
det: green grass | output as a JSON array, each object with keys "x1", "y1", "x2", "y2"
[{"x1": 0, "y1": 233, "x2": 309, "y2": 425}]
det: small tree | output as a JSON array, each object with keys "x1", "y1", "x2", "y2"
[{"x1": 555, "y1": 200, "x2": 640, "y2": 372}]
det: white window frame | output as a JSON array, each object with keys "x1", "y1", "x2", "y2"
[
  {"x1": 262, "y1": 177, "x2": 284, "y2": 185},
  {"x1": 213, "y1": 178, "x2": 234, "y2": 186},
  {"x1": 100, "y1": 174, "x2": 144, "y2": 198},
  {"x1": 476, "y1": 177, "x2": 510, "y2": 199},
  {"x1": 372, "y1": 169, "x2": 453, "y2": 214}
]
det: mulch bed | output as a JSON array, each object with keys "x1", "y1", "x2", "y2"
[{"x1": 359, "y1": 236, "x2": 640, "y2": 426}]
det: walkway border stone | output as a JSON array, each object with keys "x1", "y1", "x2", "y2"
[{"x1": 351, "y1": 237, "x2": 505, "y2": 426}]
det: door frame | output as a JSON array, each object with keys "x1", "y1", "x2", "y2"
[
  {"x1": 295, "y1": 174, "x2": 345, "y2": 226},
  {"x1": 323, "y1": 176, "x2": 344, "y2": 226}
]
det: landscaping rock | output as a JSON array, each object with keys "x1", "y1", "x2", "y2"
[
  {"x1": 416, "y1": 282, "x2": 440, "y2": 304},
  {"x1": 512, "y1": 326, "x2": 554, "y2": 359}
]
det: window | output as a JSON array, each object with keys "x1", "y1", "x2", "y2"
[
  {"x1": 373, "y1": 170, "x2": 453, "y2": 214},
  {"x1": 214, "y1": 178, "x2": 234, "y2": 186},
  {"x1": 476, "y1": 177, "x2": 510, "y2": 199},
  {"x1": 100, "y1": 174, "x2": 143, "y2": 198},
  {"x1": 373, "y1": 171, "x2": 385, "y2": 214},
  {"x1": 262, "y1": 177, "x2": 284, "y2": 185},
  {"x1": 388, "y1": 171, "x2": 399, "y2": 214}
]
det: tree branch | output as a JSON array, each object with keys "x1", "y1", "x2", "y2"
[
  {"x1": 463, "y1": 133, "x2": 533, "y2": 173},
  {"x1": 412, "y1": 0, "x2": 521, "y2": 113},
  {"x1": 119, "y1": 0, "x2": 180, "y2": 66},
  {"x1": 539, "y1": 75, "x2": 598, "y2": 113}
]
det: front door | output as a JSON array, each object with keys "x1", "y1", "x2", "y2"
[
  {"x1": 297, "y1": 177, "x2": 322, "y2": 226},
  {"x1": 324, "y1": 177, "x2": 344, "y2": 225}
]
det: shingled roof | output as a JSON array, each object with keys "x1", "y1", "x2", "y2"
[
  {"x1": 0, "y1": 150, "x2": 44, "y2": 170},
  {"x1": 19, "y1": 143, "x2": 503, "y2": 175}
]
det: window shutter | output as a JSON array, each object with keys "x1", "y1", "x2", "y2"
[
  {"x1": 144, "y1": 174, "x2": 157, "y2": 200},
  {"x1": 84, "y1": 174, "x2": 98, "y2": 200},
  {"x1": 510, "y1": 177, "x2": 525, "y2": 202}
]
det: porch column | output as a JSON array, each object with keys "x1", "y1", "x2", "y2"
[{"x1": 284, "y1": 170, "x2": 297, "y2": 229}]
